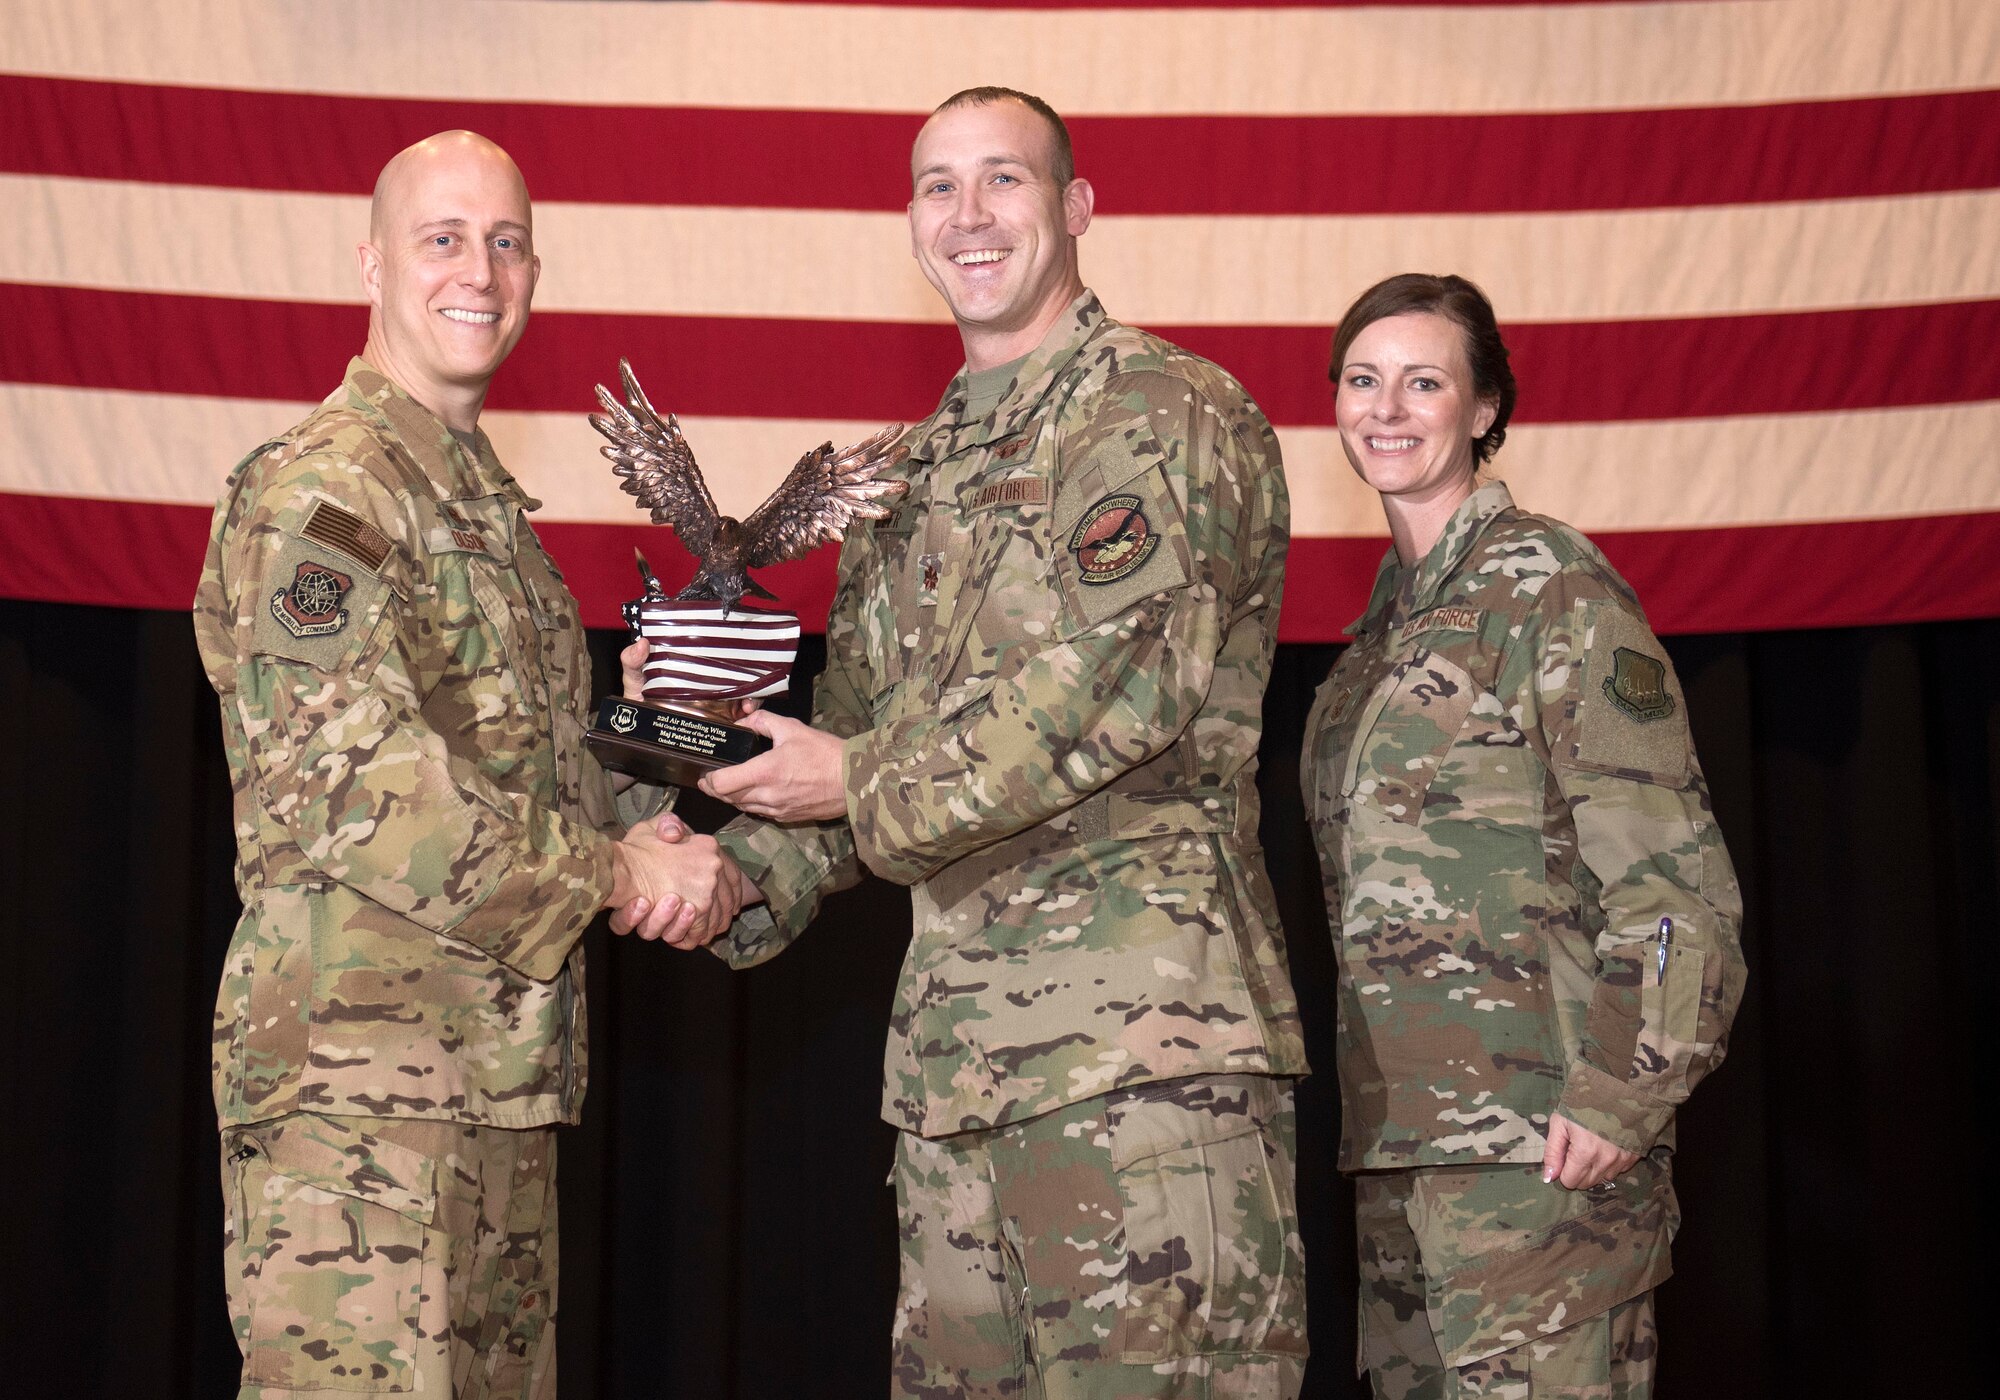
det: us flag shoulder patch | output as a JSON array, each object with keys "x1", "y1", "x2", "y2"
[{"x1": 301, "y1": 500, "x2": 391, "y2": 572}]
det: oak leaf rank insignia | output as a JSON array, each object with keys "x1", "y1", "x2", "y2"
[{"x1": 271, "y1": 560, "x2": 354, "y2": 639}]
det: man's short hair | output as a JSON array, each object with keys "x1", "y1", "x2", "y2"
[{"x1": 932, "y1": 87, "x2": 1075, "y2": 187}]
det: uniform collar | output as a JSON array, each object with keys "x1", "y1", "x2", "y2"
[
  {"x1": 909, "y1": 290, "x2": 1108, "y2": 465},
  {"x1": 1347, "y1": 479, "x2": 1515, "y2": 637},
  {"x1": 339, "y1": 357, "x2": 538, "y2": 508}
]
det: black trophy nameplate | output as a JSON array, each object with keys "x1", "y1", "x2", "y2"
[{"x1": 586, "y1": 697, "x2": 772, "y2": 789}]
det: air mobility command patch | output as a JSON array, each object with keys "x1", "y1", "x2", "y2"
[
  {"x1": 1069, "y1": 493, "x2": 1160, "y2": 584},
  {"x1": 271, "y1": 560, "x2": 352, "y2": 638},
  {"x1": 251, "y1": 519, "x2": 393, "y2": 672}
]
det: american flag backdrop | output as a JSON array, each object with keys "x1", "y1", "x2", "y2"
[{"x1": 3, "y1": 0, "x2": 1997, "y2": 640}]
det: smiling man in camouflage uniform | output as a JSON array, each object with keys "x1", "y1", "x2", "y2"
[
  {"x1": 193, "y1": 131, "x2": 734, "y2": 1399},
  {"x1": 694, "y1": 89, "x2": 1310, "y2": 1397}
]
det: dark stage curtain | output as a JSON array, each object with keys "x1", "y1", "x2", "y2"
[{"x1": 3, "y1": 597, "x2": 1988, "y2": 1397}]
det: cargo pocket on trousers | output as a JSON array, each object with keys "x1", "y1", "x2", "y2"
[
  {"x1": 235, "y1": 1115, "x2": 440, "y2": 1393},
  {"x1": 1112, "y1": 1081, "x2": 1308, "y2": 1362}
]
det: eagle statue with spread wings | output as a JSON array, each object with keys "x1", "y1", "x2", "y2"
[{"x1": 590, "y1": 359, "x2": 909, "y2": 610}]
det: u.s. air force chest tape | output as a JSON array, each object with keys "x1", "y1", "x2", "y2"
[
  {"x1": 1560, "y1": 600, "x2": 1690, "y2": 785},
  {"x1": 250, "y1": 499, "x2": 397, "y2": 671},
  {"x1": 1052, "y1": 459, "x2": 1190, "y2": 627}
]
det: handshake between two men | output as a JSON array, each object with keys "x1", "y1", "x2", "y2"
[{"x1": 597, "y1": 635, "x2": 849, "y2": 948}]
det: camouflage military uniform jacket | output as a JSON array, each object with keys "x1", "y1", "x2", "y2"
[
  {"x1": 1304, "y1": 481, "x2": 1745, "y2": 1170},
  {"x1": 717, "y1": 293, "x2": 1309, "y2": 1138},
  {"x1": 194, "y1": 359, "x2": 634, "y2": 1130}
]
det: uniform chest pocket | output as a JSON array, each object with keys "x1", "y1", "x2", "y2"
[
  {"x1": 864, "y1": 522, "x2": 919, "y2": 705},
  {"x1": 464, "y1": 557, "x2": 548, "y2": 715},
  {"x1": 519, "y1": 567, "x2": 581, "y2": 712},
  {"x1": 1304, "y1": 658, "x2": 1370, "y2": 828},
  {"x1": 1344, "y1": 650, "x2": 1481, "y2": 825},
  {"x1": 950, "y1": 473, "x2": 1056, "y2": 615}
]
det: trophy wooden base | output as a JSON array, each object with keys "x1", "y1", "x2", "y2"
[{"x1": 586, "y1": 697, "x2": 771, "y2": 788}]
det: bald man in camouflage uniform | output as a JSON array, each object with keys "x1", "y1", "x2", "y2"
[
  {"x1": 194, "y1": 132, "x2": 727, "y2": 1399},
  {"x1": 700, "y1": 90, "x2": 1309, "y2": 1397}
]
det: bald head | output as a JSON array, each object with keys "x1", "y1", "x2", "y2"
[
  {"x1": 370, "y1": 130, "x2": 530, "y2": 244},
  {"x1": 357, "y1": 130, "x2": 540, "y2": 432}
]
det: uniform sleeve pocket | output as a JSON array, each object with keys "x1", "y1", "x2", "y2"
[{"x1": 1634, "y1": 943, "x2": 1709, "y2": 1092}]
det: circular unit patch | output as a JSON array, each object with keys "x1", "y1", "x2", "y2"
[
  {"x1": 1068, "y1": 493, "x2": 1160, "y2": 585},
  {"x1": 270, "y1": 559, "x2": 354, "y2": 638}
]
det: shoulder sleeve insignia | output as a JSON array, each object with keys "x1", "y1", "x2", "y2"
[
  {"x1": 300, "y1": 500, "x2": 391, "y2": 572},
  {"x1": 1603, "y1": 646, "x2": 1676, "y2": 723},
  {"x1": 1068, "y1": 493, "x2": 1161, "y2": 585},
  {"x1": 270, "y1": 560, "x2": 354, "y2": 638},
  {"x1": 1559, "y1": 599, "x2": 1689, "y2": 784}
]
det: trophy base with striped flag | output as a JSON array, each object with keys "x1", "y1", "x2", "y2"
[{"x1": 585, "y1": 595, "x2": 797, "y2": 790}]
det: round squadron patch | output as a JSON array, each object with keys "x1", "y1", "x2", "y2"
[
  {"x1": 271, "y1": 560, "x2": 353, "y2": 639},
  {"x1": 1068, "y1": 494, "x2": 1160, "y2": 585},
  {"x1": 1603, "y1": 646, "x2": 1675, "y2": 722}
]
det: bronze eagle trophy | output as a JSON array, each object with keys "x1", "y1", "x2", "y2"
[
  {"x1": 590, "y1": 358, "x2": 908, "y2": 611},
  {"x1": 582, "y1": 359, "x2": 908, "y2": 791}
]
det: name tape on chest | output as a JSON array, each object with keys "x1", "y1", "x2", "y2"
[
  {"x1": 424, "y1": 512, "x2": 495, "y2": 557},
  {"x1": 966, "y1": 477, "x2": 1048, "y2": 513},
  {"x1": 1403, "y1": 606, "x2": 1484, "y2": 640}
]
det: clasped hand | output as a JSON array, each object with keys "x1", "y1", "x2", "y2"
[{"x1": 607, "y1": 813, "x2": 743, "y2": 950}]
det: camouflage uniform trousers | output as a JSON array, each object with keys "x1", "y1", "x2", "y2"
[
  {"x1": 1353, "y1": 1149, "x2": 1676, "y2": 1400},
  {"x1": 891, "y1": 1073, "x2": 1308, "y2": 1399},
  {"x1": 220, "y1": 1113, "x2": 558, "y2": 1399}
]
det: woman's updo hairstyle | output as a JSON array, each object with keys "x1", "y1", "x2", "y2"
[{"x1": 1328, "y1": 273, "x2": 1518, "y2": 464}]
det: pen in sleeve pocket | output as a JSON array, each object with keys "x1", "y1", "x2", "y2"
[{"x1": 1656, "y1": 917, "x2": 1673, "y2": 984}]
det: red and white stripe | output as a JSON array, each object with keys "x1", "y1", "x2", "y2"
[
  {"x1": 638, "y1": 600, "x2": 801, "y2": 702},
  {"x1": 4, "y1": 0, "x2": 1997, "y2": 638}
]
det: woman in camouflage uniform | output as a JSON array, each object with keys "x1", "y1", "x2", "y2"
[{"x1": 1305, "y1": 274, "x2": 1746, "y2": 1399}]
